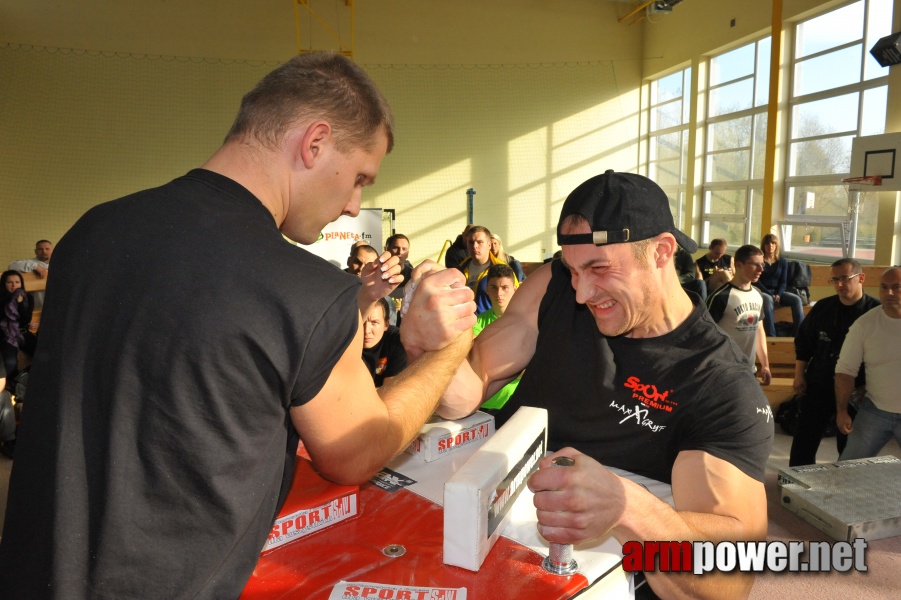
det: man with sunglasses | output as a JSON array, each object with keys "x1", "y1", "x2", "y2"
[{"x1": 789, "y1": 258, "x2": 879, "y2": 466}]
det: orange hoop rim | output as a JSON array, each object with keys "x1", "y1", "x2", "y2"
[{"x1": 841, "y1": 175, "x2": 883, "y2": 186}]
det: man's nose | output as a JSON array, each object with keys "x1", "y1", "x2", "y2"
[{"x1": 573, "y1": 275, "x2": 596, "y2": 305}]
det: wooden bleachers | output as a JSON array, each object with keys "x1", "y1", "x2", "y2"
[{"x1": 758, "y1": 337, "x2": 796, "y2": 410}]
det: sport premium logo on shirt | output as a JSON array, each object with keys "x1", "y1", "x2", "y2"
[{"x1": 623, "y1": 375, "x2": 678, "y2": 413}]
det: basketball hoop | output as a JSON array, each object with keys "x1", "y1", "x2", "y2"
[
  {"x1": 840, "y1": 176, "x2": 883, "y2": 259},
  {"x1": 841, "y1": 175, "x2": 883, "y2": 189}
]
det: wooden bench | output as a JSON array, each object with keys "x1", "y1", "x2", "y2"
[{"x1": 757, "y1": 337, "x2": 796, "y2": 410}]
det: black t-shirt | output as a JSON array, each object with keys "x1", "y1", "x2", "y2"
[
  {"x1": 695, "y1": 253, "x2": 732, "y2": 280},
  {"x1": 497, "y1": 259, "x2": 773, "y2": 484},
  {"x1": 794, "y1": 293, "x2": 880, "y2": 385},
  {"x1": 362, "y1": 326, "x2": 407, "y2": 387},
  {"x1": 0, "y1": 169, "x2": 359, "y2": 599}
]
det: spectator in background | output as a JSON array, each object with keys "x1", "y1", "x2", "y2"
[
  {"x1": 345, "y1": 244, "x2": 379, "y2": 277},
  {"x1": 835, "y1": 267, "x2": 901, "y2": 460},
  {"x1": 456, "y1": 225, "x2": 518, "y2": 315},
  {"x1": 674, "y1": 244, "x2": 706, "y2": 302},
  {"x1": 489, "y1": 234, "x2": 525, "y2": 283},
  {"x1": 756, "y1": 233, "x2": 805, "y2": 337},
  {"x1": 706, "y1": 245, "x2": 771, "y2": 386},
  {"x1": 9, "y1": 240, "x2": 52, "y2": 307},
  {"x1": 386, "y1": 234, "x2": 413, "y2": 300},
  {"x1": 350, "y1": 244, "x2": 400, "y2": 326},
  {"x1": 444, "y1": 224, "x2": 473, "y2": 269},
  {"x1": 472, "y1": 264, "x2": 521, "y2": 413},
  {"x1": 1, "y1": 270, "x2": 36, "y2": 388},
  {"x1": 790, "y1": 258, "x2": 879, "y2": 466},
  {"x1": 361, "y1": 298, "x2": 407, "y2": 387},
  {"x1": 695, "y1": 238, "x2": 734, "y2": 295},
  {"x1": 9, "y1": 240, "x2": 52, "y2": 279}
]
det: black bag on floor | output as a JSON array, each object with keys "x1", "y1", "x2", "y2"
[{"x1": 775, "y1": 395, "x2": 801, "y2": 436}]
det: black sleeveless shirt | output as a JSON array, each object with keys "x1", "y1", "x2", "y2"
[{"x1": 496, "y1": 259, "x2": 773, "y2": 483}]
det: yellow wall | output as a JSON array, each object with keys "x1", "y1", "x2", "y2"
[
  {"x1": 1, "y1": 0, "x2": 898, "y2": 268},
  {"x1": 0, "y1": 0, "x2": 643, "y2": 267}
]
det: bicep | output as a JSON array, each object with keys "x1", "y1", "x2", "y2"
[
  {"x1": 671, "y1": 450, "x2": 768, "y2": 539},
  {"x1": 289, "y1": 316, "x2": 391, "y2": 480}
]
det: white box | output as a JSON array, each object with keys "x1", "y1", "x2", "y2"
[
  {"x1": 405, "y1": 411, "x2": 494, "y2": 462},
  {"x1": 443, "y1": 406, "x2": 548, "y2": 571}
]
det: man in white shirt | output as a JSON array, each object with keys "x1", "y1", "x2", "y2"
[
  {"x1": 706, "y1": 244, "x2": 771, "y2": 385},
  {"x1": 835, "y1": 267, "x2": 901, "y2": 459},
  {"x1": 8, "y1": 240, "x2": 52, "y2": 279}
]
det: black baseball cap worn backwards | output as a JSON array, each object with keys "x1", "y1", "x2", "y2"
[{"x1": 556, "y1": 170, "x2": 697, "y2": 253}]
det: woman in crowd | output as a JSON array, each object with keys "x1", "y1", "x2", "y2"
[
  {"x1": 1, "y1": 270, "x2": 36, "y2": 389},
  {"x1": 489, "y1": 234, "x2": 525, "y2": 283},
  {"x1": 755, "y1": 233, "x2": 805, "y2": 337}
]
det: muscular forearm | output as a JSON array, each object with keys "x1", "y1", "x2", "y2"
[
  {"x1": 435, "y1": 356, "x2": 484, "y2": 420},
  {"x1": 379, "y1": 328, "x2": 473, "y2": 454},
  {"x1": 615, "y1": 479, "x2": 761, "y2": 599}
]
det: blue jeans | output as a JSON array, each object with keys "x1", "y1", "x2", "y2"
[
  {"x1": 839, "y1": 398, "x2": 901, "y2": 460},
  {"x1": 760, "y1": 291, "x2": 804, "y2": 337}
]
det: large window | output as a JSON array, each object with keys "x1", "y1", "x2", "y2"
[
  {"x1": 646, "y1": 67, "x2": 691, "y2": 227},
  {"x1": 782, "y1": 0, "x2": 893, "y2": 262},
  {"x1": 701, "y1": 38, "x2": 771, "y2": 248}
]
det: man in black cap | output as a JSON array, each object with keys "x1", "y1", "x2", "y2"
[{"x1": 441, "y1": 171, "x2": 773, "y2": 599}]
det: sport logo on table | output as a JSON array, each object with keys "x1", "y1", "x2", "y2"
[{"x1": 329, "y1": 581, "x2": 466, "y2": 599}]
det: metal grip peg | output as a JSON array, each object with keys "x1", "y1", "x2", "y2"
[{"x1": 541, "y1": 456, "x2": 579, "y2": 576}]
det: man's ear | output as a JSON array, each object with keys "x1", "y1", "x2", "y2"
[
  {"x1": 298, "y1": 121, "x2": 332, "y2": 169},
  {"x1": 654, "y1": 234, "x2": 678, "y2": 266}
]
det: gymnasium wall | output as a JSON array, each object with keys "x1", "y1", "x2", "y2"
[{"x1": 0, "y1": 0, "x2": 642, "y2": 267}]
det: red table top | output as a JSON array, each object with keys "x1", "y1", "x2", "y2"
[{"x1": 241, "y1": 480, "x2": 590, "y2": 600}]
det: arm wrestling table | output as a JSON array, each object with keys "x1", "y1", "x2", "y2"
[{"x1": 240, "y1": 416, "x2": 673, "y2": 600}]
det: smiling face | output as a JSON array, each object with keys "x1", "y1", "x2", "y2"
[
  {"x1": 560, "y1": 220, "x2": 659, "y2": 338},
  {"x1": 362, "y1": 302, "x2": 389, "y2": 349}
]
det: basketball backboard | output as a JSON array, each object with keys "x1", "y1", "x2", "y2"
[{"x1": 849, "y1": 132, "x2": 901, "y2": 192}]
